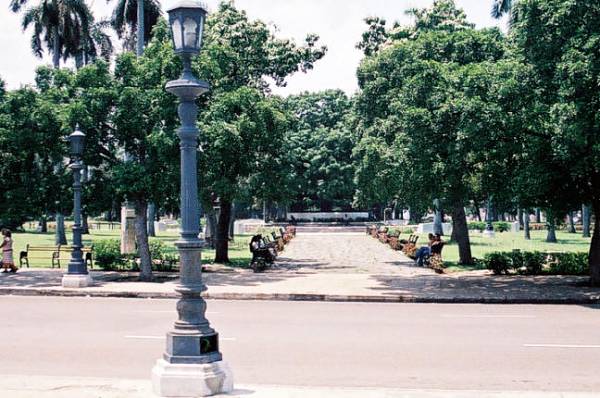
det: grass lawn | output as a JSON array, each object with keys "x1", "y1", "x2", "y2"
[
  {"x1": 14, "y1": 227, "x2": 253, "y2": 268},
  {"x1": 434, "y1": 230, "x2": 592, "y2": 272}
]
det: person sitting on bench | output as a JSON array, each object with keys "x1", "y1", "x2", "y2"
[
  {"x1": 415, "y1": 233, "x2": 435, "y2": 267},
  {"x1": 249, "y1": 234, "x2": 275, "y2": 264}
]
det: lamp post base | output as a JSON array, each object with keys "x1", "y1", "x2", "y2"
[
  {"x1": 152, "y1": 358, "x2": 233, "y2": 397},
  {"x1": 61, "y1": 273, "x2": 92, "y2": 288},
  {"x1": 482, "y1": 229, "x2": 496, "y2": 238}
]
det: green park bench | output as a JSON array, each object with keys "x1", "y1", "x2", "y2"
[{"x1": 20, "y1": 244, "x2": 93, "y2": 269}]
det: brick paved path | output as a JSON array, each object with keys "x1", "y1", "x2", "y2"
[{"x1": 275, "y1": 233, "x2": 434, "y2": 276}]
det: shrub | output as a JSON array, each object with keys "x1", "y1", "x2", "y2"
[
  {"x1": 484, "y1": 252, "x2": 512, "y2": 275},
  {"x1": 94, "y1": 239, "x2": 123, "y2": 270},
  {"x1": 468, "y1": 222, "x2": 486, "y2": 231},
  {"x1": 521, "y1": 251, "x2": 545, "y2": 275},
  {"x1": 468, "y1": 221, "x2": 511, "y2": 232},
  {"x1": 149, "y1": 240, "x2": 166, "y2": 260},
  {"x1": 493, "y1": 222, "x2": 510, "y2": 232},
  {"x1": 548, "y1": 253, "x2": 589, "y2": 275}
]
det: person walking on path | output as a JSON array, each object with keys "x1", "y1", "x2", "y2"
[{"x1": 1, "y1": 229, "x2": 17, "y2": 273}]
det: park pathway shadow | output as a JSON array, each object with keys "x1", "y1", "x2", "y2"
[{"x1": 371, "y1": 273, "x2": 600, "y2": 303}]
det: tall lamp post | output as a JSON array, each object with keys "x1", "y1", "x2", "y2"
[
  {"x1": 62, "y1": 126, "x2": 92, "y2": 288},
  {"x1": 152, "y1": 1, "x2": 233, "y2": 396}
]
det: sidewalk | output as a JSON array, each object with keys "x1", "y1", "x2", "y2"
[
  {"x1": 1, "y1": 233, "x2": 599, "y2": 304},
  {"x1": 1, "y1": 267, "x2": 599, "y2": 304},
  {"x1": 2, "y1": 375, "x2": 598, "y2": 398}
]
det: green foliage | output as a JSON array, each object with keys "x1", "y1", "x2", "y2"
[
  {"x1": 284, "y1": 90, "x2": 356, "y2": 211},
  {"x1": 467, "y1": 222, "x2": 510, "y2": 232},
  {"x1": 547, "y1": 253, "x2": 589, "y2": 276},
  {"x1": 483, "y1": 250, "x2": 588, "y2": 276},
  {"x1": 484, "y1": 252, "x2": 512, "y2": 275},
  {"x1": 93, "y1": 239, "x2": 123, "y2": 270}
]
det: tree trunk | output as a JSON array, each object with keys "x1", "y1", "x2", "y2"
[
  {"x1": 136, "y1": 0, "x2": 145, "y2": 57},
  {"x1": 589, "y1": 201, "x2": 600, "y2": 286},
  {"x1": 517, "y1": 208, "x2": 523, "y2": 229},
  {"x1": 134, "y1": 199, "x2": 153, "y2": 281},
  {"x1": 263, "y1": 201, "x2": 268, "y2": 223},
  {"x1": 52, "y1": 25, "x2": 60, "y2": 69},
  {"x1": 204, "y1": 210, "x2": 217, "y2": 249},
  {"x1": 523, "y1": 209, "x2": 531, "y2": 240},
  {"x1": 583, "y1": 204, "x2": 591, "y2": 238},
  {"x1": 147, "y1": 202, "x2": 156, "y2": 237},
  {"x1": 568, "y1": 211, "x2": 576, "y2": 234},
  {"x1": 433, "y1": 199, "x2": 443, "y2": 236},
  {"x1": 546, "y1": 214, "x2": 557, "y2": 243},
  {"x1": 75, "y1": 52, "x2": 83, "y2": 69},
  {"x1": 38, "y1": 216, "x2": 48, "y2": 233},
  {"x1": 55, "y1": 212, "x2": 67, "y2": 245},
  {"x1": 409, "y1": 207, "x2": 422, "y2": 224},
  {"x1": 451, "y1": 201, "x2": 472, "y2": 265},
  {"x1": 82, "y1": 212, "x2": 90, "y2": 235},
  {"x1": 535, "y1": 208, "x2": 541, "y2": 224},
  {"x1": 228, "y1": 202, "x2": 236, "y2": 240},
  {"x1": 214, "y1": 200, "x2": 231, "y2": 263}
]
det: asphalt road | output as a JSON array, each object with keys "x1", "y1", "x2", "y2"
[{"x1": 1, "y1": 296, "x2": 599, "y2": 392}]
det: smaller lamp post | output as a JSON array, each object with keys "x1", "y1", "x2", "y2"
[
  {"x1": 483, "y1": 195, "x2": 495, "y2": 238},
  {"x1": 152, "y1": 1, "x2": 233, "y2": 397},
  {"x1": 62, "y1": 125, "x2": 92, "y2": 288}
]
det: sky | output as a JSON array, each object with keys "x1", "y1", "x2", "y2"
[{"x1": 0, "y1": 0, "x2": 507, "y2": 96}]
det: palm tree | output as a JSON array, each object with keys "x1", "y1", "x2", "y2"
[
  {"x1": 491, "y1": 0, "x2": 512, "y2": 19},
  {"x1": 71, "y1": 19, "x2": 114, "y2": 68},
  {"x1": 107, "y1": 0, "x2": 161, "y2": 56},
  {"x1": 10, "y1": 0, "x2": 91, "y2": 69}
]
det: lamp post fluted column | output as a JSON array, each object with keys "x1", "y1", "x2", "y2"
[
  {"x1": 152, "y1": 2, "x2": 233, "y2": 396},
  {"x1": 62, "y1": 126, "x2": 91, "y2": 288}
]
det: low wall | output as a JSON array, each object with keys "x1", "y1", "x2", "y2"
[{"x1": 287, "y1": 212, "x2": 369, "y2": 222}]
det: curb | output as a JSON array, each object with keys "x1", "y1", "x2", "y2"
[{"x1": 1, "y1": 287, "x2": 599, "y2": 304}]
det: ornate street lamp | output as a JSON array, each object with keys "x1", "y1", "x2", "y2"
[
  {"x1": 62, "y1": 125, "x2": 92, "y2": 288},
  {"x1": 152, "y1": 1, "x2": 233, "y2": 396}
]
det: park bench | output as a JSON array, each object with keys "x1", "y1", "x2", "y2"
[
  {"x1": 20, "y1": 244, "x2": 93, "y2": 269},
  {"x1": 423, "y1": 242, "x2": 445, "y2": 273},
  {"x1": 376, "y1": 226, "x2": 389, "y2": 242},
  {"x1": 401, "y1": 235, "x2": 420, "y2": 258},
  {"x1": 285, "y1": 225, "x2": 296, "y2": 237},
  {"x1": 270, "y1": 231, "x2": 285, "y2": 252},
  {"x1": 387, "y1": 230, "x2": 401, "y2": 250},
  {"x1": 249, "y1": 234, "x2": 276, "y2": 272}
]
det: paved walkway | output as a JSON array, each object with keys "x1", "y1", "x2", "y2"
[
  {"x1": 2, "y1": 376, "x2": 598, "y2": 398},
  {"x1": 0, "y1": 233, "x2": 599, "y2": 303}
]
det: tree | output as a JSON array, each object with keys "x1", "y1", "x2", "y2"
[
  {"x1": 491, "y1": 0, "x2": 513, "y2": 18},
  {"x1": 10, "y1": 0, "x2": 91, "y2": 69},
  {"x1": 284, "y1": 90, "x2": 356, "y2": 212},
  {"x1": 108, "y1": 0, "x2": 161, "y2": 55},
  {"x1": 112, "y1": 20, "x2": 180, "y2": 280},
  {"x1": 354, "y1": 0, "x2": 525, "y2": 264},
  {"x1": 511, "y1": 0, "x2": 600, "y2": 285},
  {"x1": 194, "y1": 1, "x2": 326, "y2": 262}
]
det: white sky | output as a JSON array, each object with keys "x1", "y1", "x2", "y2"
[{"x1": 0, "y1": 0, "x2": 507, "y2": 95}]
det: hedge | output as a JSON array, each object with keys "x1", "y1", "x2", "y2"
[{"x1": 482, "y1": 250, "x2": 589, "y2": 276}]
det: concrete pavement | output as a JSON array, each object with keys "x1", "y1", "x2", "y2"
[
  {"x1": 1, "y1": 233, "x2": 599, "y2": 303},
  {"x1": 2, "y1": 376, "x2": 600, "y2": 398},
  {"x1": 2, "y1": 296, "x2": 600, "y2": 394}
]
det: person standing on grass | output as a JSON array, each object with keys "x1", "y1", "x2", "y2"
[{"x1": 1, "y1": 229, "x2": 17, "y2": 273}]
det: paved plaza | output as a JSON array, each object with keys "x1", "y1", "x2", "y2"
[{"x1": 0, "y1": 233, "x2": 598, "y2": 303}]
